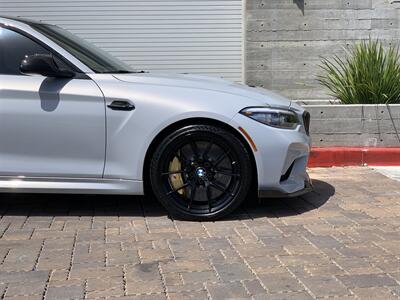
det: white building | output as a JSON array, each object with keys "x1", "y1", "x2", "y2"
[{"x1": 0, "y1": 0, "x2": 244, "y2": 82}]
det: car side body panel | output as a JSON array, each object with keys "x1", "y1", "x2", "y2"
[{"x1": 0, "y1": 74, "x2": 106, "y2": 178}]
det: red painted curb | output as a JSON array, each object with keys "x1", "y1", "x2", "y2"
[{"x1": 308, "y1": 147, "x2": 400, "y2": 167}]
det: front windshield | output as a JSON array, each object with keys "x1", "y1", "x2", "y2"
[{"x1": 31, "y1": 24, "x2": 135, "y2": 73}]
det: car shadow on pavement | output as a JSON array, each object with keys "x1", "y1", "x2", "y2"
[
  {"x1": 230, "y1": 179, "x2": 335, "y2": 220},
  {"x1": 0, "y1": 180, "x2": 334, "y2": 221}
]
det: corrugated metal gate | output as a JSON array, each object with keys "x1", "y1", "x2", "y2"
[{"x1": 0, "y1": 0, "x2": 244, "y2": 81}]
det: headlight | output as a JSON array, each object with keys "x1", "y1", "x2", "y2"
[{"x1": 240, "y1": 107, "x2": 299, "y2": 129}]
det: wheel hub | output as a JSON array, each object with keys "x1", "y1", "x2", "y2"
[{"x1": 196, "y1": 167, "x2": 207, "y2": 178}]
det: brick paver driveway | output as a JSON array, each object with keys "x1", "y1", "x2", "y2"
[{"x1": 0, "y1": 167, "x2": 399, "y2": 299}]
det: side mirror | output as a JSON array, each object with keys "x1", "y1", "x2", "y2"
[{"x1": 20, "y1": 54, "x2": 75, "y2": 78}]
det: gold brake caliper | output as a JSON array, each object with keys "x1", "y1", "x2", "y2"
[{"x1": 169, "y1": 154, "x2": 185, "y2": 196}]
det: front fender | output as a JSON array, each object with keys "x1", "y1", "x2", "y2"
[{"x1": 93, "y1": 76, "x2": 257, "y2": 181}]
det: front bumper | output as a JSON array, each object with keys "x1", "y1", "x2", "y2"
[
  {"x1": 259, "y1": 178, "x2": 313, "y2": 198},
  {"x1": 229, "y1": 112, "x2": 312, "y2": 197}
]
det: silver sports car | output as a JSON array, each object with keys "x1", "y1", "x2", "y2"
[{"x1": 0, "y1": 16, "x2": 312, "y2": 220}]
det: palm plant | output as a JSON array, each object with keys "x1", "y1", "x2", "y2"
[{"x1": 318, "y1": 39, "x2": 400, "y2": 104}]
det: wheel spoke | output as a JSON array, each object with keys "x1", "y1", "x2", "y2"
[
  {"x1": 214, "y1": 149, "x2": 230, "y2": 166},
  {"x1": 177, "y1": 150, "x2": 188, "y2": 166},
  {"x1": 167, "y1": 182, "x2": 190, "y2": 195},
  {"x1": 202, "y1": 141, "x2": 213, "y2": 160},
  {"x1": 214, "y1": 169, "x2": 240, "y2": 177},
  {"x1": 205, "y1": 182, "x2": 212, "y2": 213},
  {"x1": 161, "y1": 170, "x2": 184, "y2": 176},
  {"x1": 187, "y1": 183, "x2": 197, "y2": 209},
  {"x1": 190, "y1": 142, "x2": 200, "y2": 159},
  {"x1": 210, "y1": 181, "x2": 235, "y2": 197}
]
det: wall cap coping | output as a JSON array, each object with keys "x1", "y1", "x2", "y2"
[{"x1": 302, "y1": 104, "x2": 400, "y2": 108}]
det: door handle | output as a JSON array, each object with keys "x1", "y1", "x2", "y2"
[{"x1": 107, "y1": 100, "x2": 135, "y2": 111}]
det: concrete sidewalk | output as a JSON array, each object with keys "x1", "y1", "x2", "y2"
[
  {"x1": 374, "y1": 166, "x2": 400, "y2": 182},
  {"x1": 0, "y1": 167, "x2": 398, "y2": 299}
]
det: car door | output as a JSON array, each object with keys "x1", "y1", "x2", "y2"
[{"x1": 0, "y1": 26, "x2": 106, "y2": 178}]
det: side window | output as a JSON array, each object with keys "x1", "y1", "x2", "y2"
[{"x1": 0, "y1": 27, "x2": 52, "y2": 75}]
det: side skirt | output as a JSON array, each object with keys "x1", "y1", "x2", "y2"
[{"x1": 0, "y1": 176, "x2": 143, "y2": 195}]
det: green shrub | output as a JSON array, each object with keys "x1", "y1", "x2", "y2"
[{"x1": 318, "y1": 39, "x2": 400, "y2": 104}]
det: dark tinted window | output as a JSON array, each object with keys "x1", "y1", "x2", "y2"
[
  {"x1": 31, "y1": 24, "x2": 135, "y2": 74},
  {"x1": 0, "y1": 27, "x2": 51, "y2": 75}
]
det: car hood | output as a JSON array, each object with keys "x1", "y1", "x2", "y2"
[{"x1": 112, "y1": 73, "x2": 292, "y2": 108}]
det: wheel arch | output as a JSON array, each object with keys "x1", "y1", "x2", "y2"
[{"x1": 142, "y1": 117, "x2": 258, "y2": 197}]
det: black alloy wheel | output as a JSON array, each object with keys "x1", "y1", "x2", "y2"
[{"x1": 149, "y1": 124, "x2": 252, "y2": 221}]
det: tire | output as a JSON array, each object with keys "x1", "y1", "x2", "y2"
[{"x1": 149, "y1": 124, "x2": 252, "y2": 221}]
